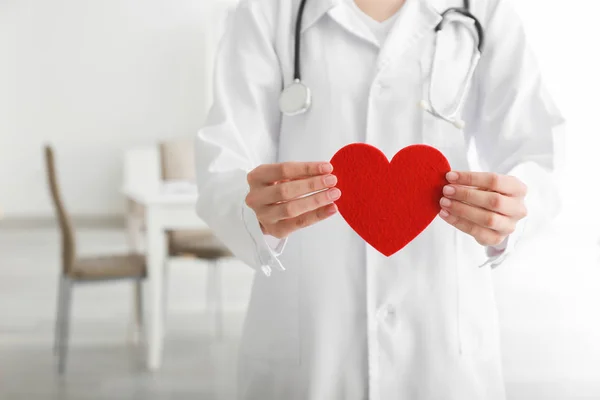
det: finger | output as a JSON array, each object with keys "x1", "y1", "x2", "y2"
[
  {"x1": 265, "y1": 188, "x2": 341, "y2": 222},
  {"x1": 248, "y1": 162, "x2": 333, "y2": 186},
  {"x1": 439, "y1": 210, "x2": 506, "y2": 247},
  {"x1": 262, "y1": 174, "x2": 337, "y2": 204},
  {"x1": 446, "y1": 171, "x2": 527, "y2": 197},
  {"x1": 443, "y1": 185, "x2": 527, "y2": 218},
  {"x1": 440, "y1": 197, "x2": 516, "y2": 234},
  {"x1": 268, "y1": 203, "x2": 338, "y2": 239}
]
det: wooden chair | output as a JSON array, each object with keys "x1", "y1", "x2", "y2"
[
  {"x1": 159, "y1": 138, "x2": 233, "y2": 338},
  {"x1": 123, "y1": 139, "x2": 232, "y2": 338},
  {"x1": 44, "y1": 145, "x2": 146, "y2": 374}
]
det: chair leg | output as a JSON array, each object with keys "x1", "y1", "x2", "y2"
[
  {"x1": 215, "y1": 260, "x2": 223, "y2": 339},
  {"x1": 55, "y1": 277, "x2": 73, "y2": 374},
  {"x1": 206, "y1": 260, "x2": 223, "y2": 339},
  {"x1": 130, "y1": 279, "x2": 144, "y2": 346},
  {"x1": 54, "y1": 276, "x2": 65, "y2": 354},
  {"x1": 162, "y1": 260, "x2": 169, "y2": 339},
  {"x1": 125, "y1": 199, "x2": 144, "y2": 252}
]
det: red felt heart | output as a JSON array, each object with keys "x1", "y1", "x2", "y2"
[{"x1": 330, "y1": 143, "x2": 451, "y2": 257}]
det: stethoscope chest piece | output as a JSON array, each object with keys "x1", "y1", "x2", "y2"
[{"x1": 279, "y1": 79, "x2": 311, "y2": 116}]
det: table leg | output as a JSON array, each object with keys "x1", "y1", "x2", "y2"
[
  {"x1": 126, "y1": 199, "x2": 145, "y2": 345},
  {"x1": 146, "y1": 206, "x2": 166, "y2": 371}
]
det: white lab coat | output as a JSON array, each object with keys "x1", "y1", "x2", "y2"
[{"x1": 195, "y1": 0, "x2": 564, "y2": 398}]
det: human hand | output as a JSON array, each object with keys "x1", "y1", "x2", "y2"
[
  {"x1": 439, "y1": 171, "x2": 528, "y2": 246},
  {"x1": 245, "y1": 162, "x2": 340, "y2": 239}
]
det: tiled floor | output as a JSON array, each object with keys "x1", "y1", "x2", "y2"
[
  {"x1": 1, "y1": 224, "x2": 600, "y2": 399},
  {"x1": 0, "y1": 227, "x2": 253, "y2": 399},
  {"x1": 1, "y1": 329, "x2": 240, "y2": 400}
]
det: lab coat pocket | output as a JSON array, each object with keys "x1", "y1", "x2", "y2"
[
  {"x1": 455, "y1": 232, "x2": 500, "y2": 357},
  {"x1": 239, "y1": 243, "x2": 301, "y2": 365}
]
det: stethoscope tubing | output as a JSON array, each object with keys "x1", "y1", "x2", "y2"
[
  {"x1": 294, "y1": 0, "x2": 309, "y2": 81},
  {"x1": 283, "y1": 0, "x2": 485, "y2": 124}
]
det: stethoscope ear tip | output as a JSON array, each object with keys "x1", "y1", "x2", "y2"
[{"x1": 453, "y1": 120, "x2": 466, "y2": 130}]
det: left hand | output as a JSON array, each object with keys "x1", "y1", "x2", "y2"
[{"x1": 439, "y1": 171, "x2": 528, "y2": 247}]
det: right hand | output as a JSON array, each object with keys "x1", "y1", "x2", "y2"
[{"x1": 245, "y1": 162, "x2": 341, "y2": 239}]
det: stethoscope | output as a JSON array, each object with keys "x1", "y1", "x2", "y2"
[{"x1": 278, "y1": 0, "x2": 485, "y2": 129}]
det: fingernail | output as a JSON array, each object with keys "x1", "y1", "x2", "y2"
[
  {"x1": 440, "y1": 198, "x2": 452, "y2": 208},
  {"x1": 440, "y1": 209, "x2": 450, "y2": 218},
  {"x1": 443, "y1": 185, "x2": 456, "y2": 196},
  {"x1": 320, "y1": 163, "x2": 333, "y2": 174},
  {"x1": 323, "y1": 175, "x2": 337, "y2": 187},
  {"x1": 328, "y1": 188, "x2": 341, "y2": 200},
  {"x1": 326, "y1": 204, "x2": 338, "y2": 215},
  {"x1": 446, "y1": 172, "x2": 459, "y2": 182}
]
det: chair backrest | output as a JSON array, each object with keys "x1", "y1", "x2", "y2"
[
  {"x1": 159, "y1": 138, "x2": 196, "y2": 182},
  {"x1": 44, "y1": 145, "x2": 76, "y2": 274},
  {"x1": 159, "y1": 138, "x2": 199, "y2": 254}
]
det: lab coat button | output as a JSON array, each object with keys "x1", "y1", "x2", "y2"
[
  {"x1": 378, "y1": 305, "x2": 396, "y2": 322},
  {"x1": 377, "y1": 58, "x2": 390, "y2": 70},
  {"x1": 385, "y1": 305, "x2": 396, "y2": 318}
]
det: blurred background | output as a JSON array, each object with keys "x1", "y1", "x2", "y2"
[{"x1": 1, "y1": 0, "x2": 599, "y2": 399}]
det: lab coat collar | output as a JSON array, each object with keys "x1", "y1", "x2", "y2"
[
  {"x1": 300, "y1": 0, "x2": 341, "y2": 33},
  {"x1": 301, "y1": 0, "x2": 443, "y2": 64},
  {"x1": 376, "y1": 0, "x2": 442, "y2": 66},
  {"x1": 326, "y1": 1, "x2": 380, "y2": 47}
]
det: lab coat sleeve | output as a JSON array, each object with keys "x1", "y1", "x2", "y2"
[
  {"x1": 465, "y1": 0, "x2": 565, "y2": 268},
  {"x1": 195, "y1": 0, "x2": 286, "y2": 276}
]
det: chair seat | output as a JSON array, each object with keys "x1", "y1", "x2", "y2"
[
  {"x1": 69, "y1": 254, "x2": 146, "y2": 280},
  {"x1": 168, "y1": 230, "x2": 233, "y2": 260}
]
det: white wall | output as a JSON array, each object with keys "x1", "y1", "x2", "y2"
[
  {"x1": 1, "y1": 0, "x2": 597, "y2": 221},
  {"x1": 511, "y1": 0, "x2": 599, "y2": 226},
  {"x1": 2, "y1": 0, "x2": 597, "y2": 221},
  {"x1": 495, "y1": 2, "x2": 600, "y2": 393},
  {"x1": 0, "y1": 0, "x2": 236, "y2": 217}
]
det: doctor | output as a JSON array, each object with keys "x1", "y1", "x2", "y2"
[{"x1": 195, "y1": 0, "x2": 563, "y2": 398}]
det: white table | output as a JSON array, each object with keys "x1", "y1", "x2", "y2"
[{"x1": 122, "y1": 184, "x2": 208, "y2": 371}]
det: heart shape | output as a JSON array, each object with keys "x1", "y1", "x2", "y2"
[{"x1": 330, "y1": 143, "x2": 451, "y2": 256}]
